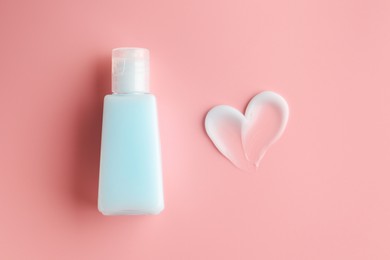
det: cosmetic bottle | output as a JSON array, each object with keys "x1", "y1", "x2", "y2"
[{"x1": 98, "y1": 48, "x2": 164, "y2": 215}]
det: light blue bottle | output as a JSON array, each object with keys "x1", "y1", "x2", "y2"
[{"x1": 98, "y1": 48, "x2": 164, "y2": 215}]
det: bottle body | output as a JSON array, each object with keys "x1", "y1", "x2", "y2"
[{"x1": 98, "y1": 93, "x2": 164, "y2": 215}]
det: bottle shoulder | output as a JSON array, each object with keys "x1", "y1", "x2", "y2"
[
  {"x1": 103, "y1": 93, "x2": 157, "y2": 108},
  {"x1": 104, "y1": 93, "x2": 156, "y2": 102}
]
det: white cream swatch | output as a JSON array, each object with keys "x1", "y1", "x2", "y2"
[{"x1": 205, "y1": 91, "x2": 289, "y2": 172}]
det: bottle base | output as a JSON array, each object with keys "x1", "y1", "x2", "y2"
[{"x1": 99, "y1": 208, "x2": 163, "y2": 216}]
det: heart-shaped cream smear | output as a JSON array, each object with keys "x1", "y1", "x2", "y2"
[{"x1": 205, "y1": 91, "x2": 289, "y2": 171}]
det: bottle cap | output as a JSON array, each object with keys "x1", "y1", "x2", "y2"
[{"x1": 112, "y1": 48, "x2": 150, "y2": 93}]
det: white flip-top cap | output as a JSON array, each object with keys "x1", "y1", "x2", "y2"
[{"x1": 112, "y1": 48, "x2": 150, "y2": 93}]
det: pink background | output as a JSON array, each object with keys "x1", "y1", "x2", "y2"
[{"x1": 1, "y1": 0, "x2": 390, "y2": 259}]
